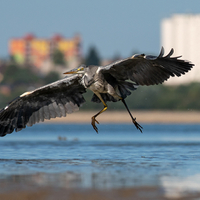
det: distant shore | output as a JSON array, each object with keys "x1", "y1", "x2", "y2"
[{"x1": 45, "y1": 110, "x2": 200, "y2": 124}]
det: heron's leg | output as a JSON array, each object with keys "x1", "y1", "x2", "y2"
[
  {"x1": 91, "y1": 94, "x2": 107, "y2": 133},
  {"x1": 121, "y1": 98, "x2": 143, "y2": 133}
]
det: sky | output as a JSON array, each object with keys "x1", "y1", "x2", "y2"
[{"x1": 0, "y1": 0, "x2": 200, "y2": 59}]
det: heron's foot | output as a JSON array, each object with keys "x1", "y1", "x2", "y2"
[
  {"x1": 91, "y1": 116, "x2": 99, "y2": 133},
  {"x1": 132, "y1": 118, "x2": 143, "y2": 133}
]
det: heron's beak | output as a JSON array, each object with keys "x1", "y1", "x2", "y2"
[
  {"x1": 63, "y1": 67, "x2": 84, "y2": 75},
  {"x1": 63, "y1": 70, "x2": 77, "y2": 74}
]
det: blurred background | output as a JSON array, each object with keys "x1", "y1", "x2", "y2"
[
  {"x1": 1, "y1": 1, "x2": 200, "y2": 199},
  {"x1": 1, "y1": 0, "x2": 200, "y2": 111}
]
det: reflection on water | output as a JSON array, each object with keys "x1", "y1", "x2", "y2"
[
  {"x1": 161, "y1": 174, "x2": 200, "y2": 198},
  {"x1": 0, "y1": 124, "x2": 200, "y2": 198}
]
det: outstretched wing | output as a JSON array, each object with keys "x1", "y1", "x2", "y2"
[
  {"x1": 0, "y1": 74, "x2": 86, "y2": 137},
  {"x1": 100, "y1": 47, "x2": 194, "y2": 85}
]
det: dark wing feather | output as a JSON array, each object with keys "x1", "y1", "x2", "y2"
[
  {"x1": 0, "y1": 74, "x2": 86, "y2": 137},
  {"x1": 100, "y1": 47, "x2": 194, "y2": 86}
]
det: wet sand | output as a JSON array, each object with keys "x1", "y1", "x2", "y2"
[
  {"x1": 0, "y1": 184, "x2": 160, "y2": 200},
  {"x1": 1, "y1": 182, "x2": 200, "y2": 200},
  {"x1": 46, "y1": 110, "x2": 200, "y2": 124}
]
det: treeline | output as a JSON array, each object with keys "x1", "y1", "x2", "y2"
[
  {"x1": 1, "y1": 67, "x2": 200, "y2": 111},
  {"x1": 81, "y1": 83, "x2": 200, "y2": 111}
]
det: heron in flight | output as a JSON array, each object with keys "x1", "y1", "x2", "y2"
[{"x1": 0, "y1": 47, "x2": 194, "y2": 136}]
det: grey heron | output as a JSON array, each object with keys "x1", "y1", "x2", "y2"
[{"x1": 0, "y1": 47, "x2": 194, "y2": 136}]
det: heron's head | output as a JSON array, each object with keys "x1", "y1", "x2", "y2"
[{"x1": 63, "y1": 64, "x2": 86, "y2": 75}]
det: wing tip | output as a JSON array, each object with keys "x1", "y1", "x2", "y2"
[
  {"x1": 158, "y1": 47, "x2": 176, "y2": 58},
  {"x1": 158, "y1": 47, "x2": 164, "y2": 58},
  {"x1": 165, "y1": 48, "x2": 174, "y2": 58}
]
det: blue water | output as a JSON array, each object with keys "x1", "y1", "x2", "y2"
[{"x1": 0, "y1": 123, "x2": 200, "y2": 195}]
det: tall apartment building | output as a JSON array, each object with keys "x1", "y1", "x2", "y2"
[
  {"x1": 9, "y1": 34, "x2": 82, "y2": 74},
  {"x1": 161, "y1": 14, "x2": 200, "y2": 84}
]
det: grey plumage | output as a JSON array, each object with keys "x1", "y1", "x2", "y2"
[
  {"x1": 0, "y1": 74, "x2": 86, "y2": 136},
  {"x1": 0, "y1": 47, "x2": 194, "y2": 136}
]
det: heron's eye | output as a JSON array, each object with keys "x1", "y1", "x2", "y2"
[{"x1": 78, "y1": 67, "x2": 84, "y2": 71}]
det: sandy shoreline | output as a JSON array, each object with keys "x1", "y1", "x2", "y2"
[
  {"x1": 45, "y1": 110, "x2": 200, "y2": 124},
  {"x1": 0, "y1": 184, "x2": 200, "y2": 200}
]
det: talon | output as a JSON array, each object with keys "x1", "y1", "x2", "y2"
[
  {"x1": 95, "y1": 118, "x2": 99, "y2": 124},
  {"x1": 132, "y1": 118, "x2": 143, "y2": 133},
  {"x1": 91, "y1": 117, "x2": 99, "y2": 133}
]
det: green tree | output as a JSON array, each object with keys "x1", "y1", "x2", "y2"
[
  {"x1": 43, "y1": 71, "x2": 60, "y2": 84},
  {"x1": 85, "y1": 46, "x2": 101, "y2": 66},
  {"x1": 2, "y1": 64, "x2": 40, "y2": 85},
  {"x1": 52, "y1": 49, "x2": 66, "y2": 66}
]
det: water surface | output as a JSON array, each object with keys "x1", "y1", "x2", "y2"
[{"x1": 0, "y1": 124, "x2": 200, "y2": 198}]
